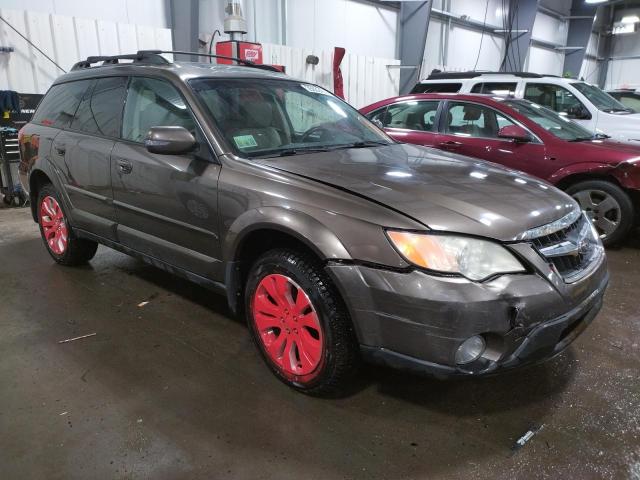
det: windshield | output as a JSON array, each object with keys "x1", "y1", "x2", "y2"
[
  {"x1": 503, "y1": 99, "x2": 596, "y2": 141},
  {"x1": 189, "y1": 78, "x2": 392, "y2": 158},
  {"x1": 572, "y1": 82, "x2": 631, "y2": 113}
]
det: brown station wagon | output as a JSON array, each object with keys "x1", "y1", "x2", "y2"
[{"x1": 19, "y1": 51, "x2": 608, "y2": 395}]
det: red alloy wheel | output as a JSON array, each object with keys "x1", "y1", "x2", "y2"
[
  {"x1": 252, "y1": 274, "x2": 325, "y2": 378},
  {"x1": 39, "y1": 195, "x2": 68, "y2": 255}
]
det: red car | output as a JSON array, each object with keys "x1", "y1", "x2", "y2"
[{"x1": 361, "y1": 93, "x2": 640, "y2": 246}]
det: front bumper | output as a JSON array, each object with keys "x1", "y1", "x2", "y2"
[{"x1": 327, "y1": 247, "x2": 608, "y2": 377}]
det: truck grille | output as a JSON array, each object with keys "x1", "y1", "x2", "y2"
[{"x1": 528, "y1": 213, "x2": 601, "y2": 282}]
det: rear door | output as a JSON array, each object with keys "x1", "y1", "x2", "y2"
[
  {"x1": 59, "y1": 76, "x2": 127, "y2": 240},
  {"x1": 437, "y1": 100, "x2": 546, "y2": 174},
  {"x1": 367, "y1": 100, "x2": 441, "y2": 147},
  {"x1": 112, "y1": 76, "x2": 223, "y2": 280}
]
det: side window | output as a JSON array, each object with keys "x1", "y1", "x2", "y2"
[
  {"x1": 71, "y1": 77, "x2": 127, "y2": 137},
  {"x1": 411, "y1": 83, "x2": 462, "y2": 94},
  {"x1": 524, "y1": 83, "x2": 584, "y2": 116},
  {"x1": 383, "y1": 101, "x2": 440, "y2": 131},
  {"x1": 122, "y1": 77, "x2": 195, "y2": 143},
  {"x1": 620, "y1": 95, "x2": 640, "y2": 112},
  {"x1": 32, "y1": 80, "x2": 91, "y2": 128},
  {"x1": 367, "y1": 107, "x2": 389, "y2": 127},
  {"x1": 444, "y1": 102, "x2": 515, "y2": 138},
  {"x1": 470, "y1": 82, "x2": 517, "y2": 95}
]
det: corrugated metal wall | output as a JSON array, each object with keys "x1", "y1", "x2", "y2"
[
  {"x1": 262, "y1": 43, "x2": 400, "y2": 108},
  {"x1": 0, "y1": 8, "x2": 172, "y2": 94}
]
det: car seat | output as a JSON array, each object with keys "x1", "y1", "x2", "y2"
[{"x1": 228, "y1": 101, "x2": 282, "y2": 151}]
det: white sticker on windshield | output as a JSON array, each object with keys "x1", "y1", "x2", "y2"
[
  {"x1": 300, "y1": 84, "x2": 330, "y2": 95},
  {"x1": 234, "y1": 134, "x2": 258, "y2": 149}
]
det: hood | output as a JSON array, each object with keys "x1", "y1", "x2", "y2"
[
  {"x1": 579, "y1": 139, "x2": 640, "y2": 163},
  {"x1": 256, "y1": 144, "x2": 578, "y2": 242}
]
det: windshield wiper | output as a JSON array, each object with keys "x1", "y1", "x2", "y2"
[
  {"x1": 330, "y1": 140, "x2": 390, "y2": 150},
  {"x1": 277, "y1": 147, "x2": 330, "y2": 156},
  {"x1": 568, "y1": 136, "x2": 595, "y2": 142},
  {"x1": 251, "y1": 146, "x2": 331, "y2": 158},
  {"x1": 603, "y1": 108, "x2": 633, "y2": 113}
]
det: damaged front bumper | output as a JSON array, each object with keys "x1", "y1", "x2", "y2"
[{"x1": 327, "y1": 245, "x2": 608, "y2": 378}]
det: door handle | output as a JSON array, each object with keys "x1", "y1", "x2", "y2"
[
  {"x1": 116, "y1": 159, "x2": 133, "y2": 174},
  {"x1": 439, "y1": 140, "x2": 462, "y2": 148},
  {"x1": 53, "y1": 143, "x2": 66, "y2": 156}
]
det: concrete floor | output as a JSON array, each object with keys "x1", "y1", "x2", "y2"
[{"x1": 0, "y1": 205, "x2": 639, "y2": 480}]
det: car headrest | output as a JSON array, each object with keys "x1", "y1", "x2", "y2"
[
  {"x1": 380, "y1": 111, "x2": 392, "y2": 125},
  {"x1": 463, "y1": 106, "x2": 482, "y2": 121},
  {"x1": 244, "y1": 102, "x2": 274, "y2": 128},
  {"x1": 405, "y1": 111, "x2": 423, "y2": 127}
]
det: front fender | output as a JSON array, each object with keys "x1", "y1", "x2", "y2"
[
  {"x1": 223, "y1": 206, "x2": 352, "y2": 263},
  {"x1": 549, "y1": 162, "x2": 616, "y2": 185},
  {"x1": 222, "y1": 206, "x2": 353, "y2": 315}
]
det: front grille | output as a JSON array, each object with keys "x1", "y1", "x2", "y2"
[{"x1": 529, "y1": 213, "x2": 600, "y2": 282}]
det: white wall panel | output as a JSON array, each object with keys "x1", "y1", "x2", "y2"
[
  {"x1": 0, "y1": 9, "x2": 37, "y2": 93},
  {"x1": 0, "y1": 8, "x2": 173, "y2": 93},
  {"x1": 0, "y1": 0, "x2": 168, "y2": 27},
  {"x1": 74, "y1": 17, "x2": 100, "y2": 62},
  {"x1": 527, "y1": 46, "x2": 564, "y2": 76},
  {"x1": 285, "y1": 0, "x2": 397, "y2": 59},
  {"x1": 25, "y1": 11, "x2": 59, "y2": 93},
  {"x1": 532, "y1": 13, "x2": 568, "y2": 47},
  {"x1": 446, "y1": 0, "x2": 506, "y2": 28},
  {"x1": 262, "y1": 43, "x2": 399, "y2": 109},
  {"x1": 96, "y1": 20, "x2": 120, "y2": 57}
]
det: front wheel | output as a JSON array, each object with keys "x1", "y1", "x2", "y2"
[
  {"x1": 566, "y1": 180, "x2": 635, "y2": 247},
  {"x1": 245, "y1": 249, "x2": 359, "y2": 396}
]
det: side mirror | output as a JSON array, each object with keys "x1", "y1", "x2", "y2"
[
  {"x1": 498, "y1": 125, "x2": 532, "y2": 143},
  {"x1": 145, "y1": 126, "x2": 197, "y2": 155},
  {"x1": 372, "y1": 118, "x2": 384, "y2": 129}
]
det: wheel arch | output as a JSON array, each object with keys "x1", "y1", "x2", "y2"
[
  {"x1": 222, "y1": 207, "x2": 352, "y2": 315},
  {"x1": 28, "y1": 169, "x2": 53, "y2": 222}
]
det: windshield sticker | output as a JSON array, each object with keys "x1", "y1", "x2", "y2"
[
  {"x1": 300, "y1": 84, "x2": 330, "y2": 95},
  {"x1": 233, "y1": 134, "x2": 258, "y2": 149}
]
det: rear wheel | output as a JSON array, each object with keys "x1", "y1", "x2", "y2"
[
  {"x1": 245, "y1": 249, "x2": 359, "y2": 396},
  {"x1": 566, "y1": 180, "x2": 634, "y2": 247},
  {"x1": 37, "y1": 184, "x2": 98, "y2": 265}
]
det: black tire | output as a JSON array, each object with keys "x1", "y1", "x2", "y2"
[
  {"x1": 37, "y1": 183, "x2": 98, "y2": 265},
  {"x1": 565, "y1": 180, "x2": 634, "y2": 247},
  {"x1": 245, "y1": 248, "x2": 359, "y2": 396}
]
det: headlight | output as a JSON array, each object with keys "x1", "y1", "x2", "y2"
[{"x1": 386, "y1": 231, "x2": 525, "y2": 281}]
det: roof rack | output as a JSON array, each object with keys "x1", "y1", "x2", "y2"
[
  {"x1": 71, "y1": 50, "x2": 282, "y2": 72},
  {"x1": 141, "y1": 50, "x2": 283, "y2": 72},
  {"x1": 71, "y1": 51, "x2": 169, "y2": 70},
  {"x1": 425, "y1": 71, "x2": 560, "y2": 80}
]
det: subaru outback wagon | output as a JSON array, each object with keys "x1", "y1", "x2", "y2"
[{"x1": 19, "y1": 51, "x2": 608, "y2": 395}]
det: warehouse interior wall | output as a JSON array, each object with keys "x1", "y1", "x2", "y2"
[
  {"x1": 199, "y1": 0, "x2": 398, "y2": 59},
  {"x1": 605, "y1": 7, "x2": 640, "y2": 90},
  {"x1": 0, "y1": 0, "x2": 169, "y2": 28}
]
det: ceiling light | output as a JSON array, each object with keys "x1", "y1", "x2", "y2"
[
  {"x1": 585, "y1": 0, "x2": 607, "y2": 4},
  {"x1": 621, "y1": 14, "x2": 640, "y2": 24}
]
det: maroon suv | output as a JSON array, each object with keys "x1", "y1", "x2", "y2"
[{"x1": 361, "y1": 93, "x2": 640, "y2": 245}]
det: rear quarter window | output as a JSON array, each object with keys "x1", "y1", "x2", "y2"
[
  {"x1": 70, "y1": 77, "x2": 128, "y2": 137},
  {"x1": 470, "y1": 82, "x2": 517, "y2": 95},
  {"x1": 32, "y1": 80, "x2": 91, "y2": 129},
  {"x1": 411, "y1": 83, "x2": 462, "y2": 94}
]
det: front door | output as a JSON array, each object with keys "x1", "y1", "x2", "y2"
[
  {"x1": 438, "y1": 101, "x2": 547, "y2": 176},
  {"x1": 112, "y1": 76, "x2": 222, "y2": 280}
]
